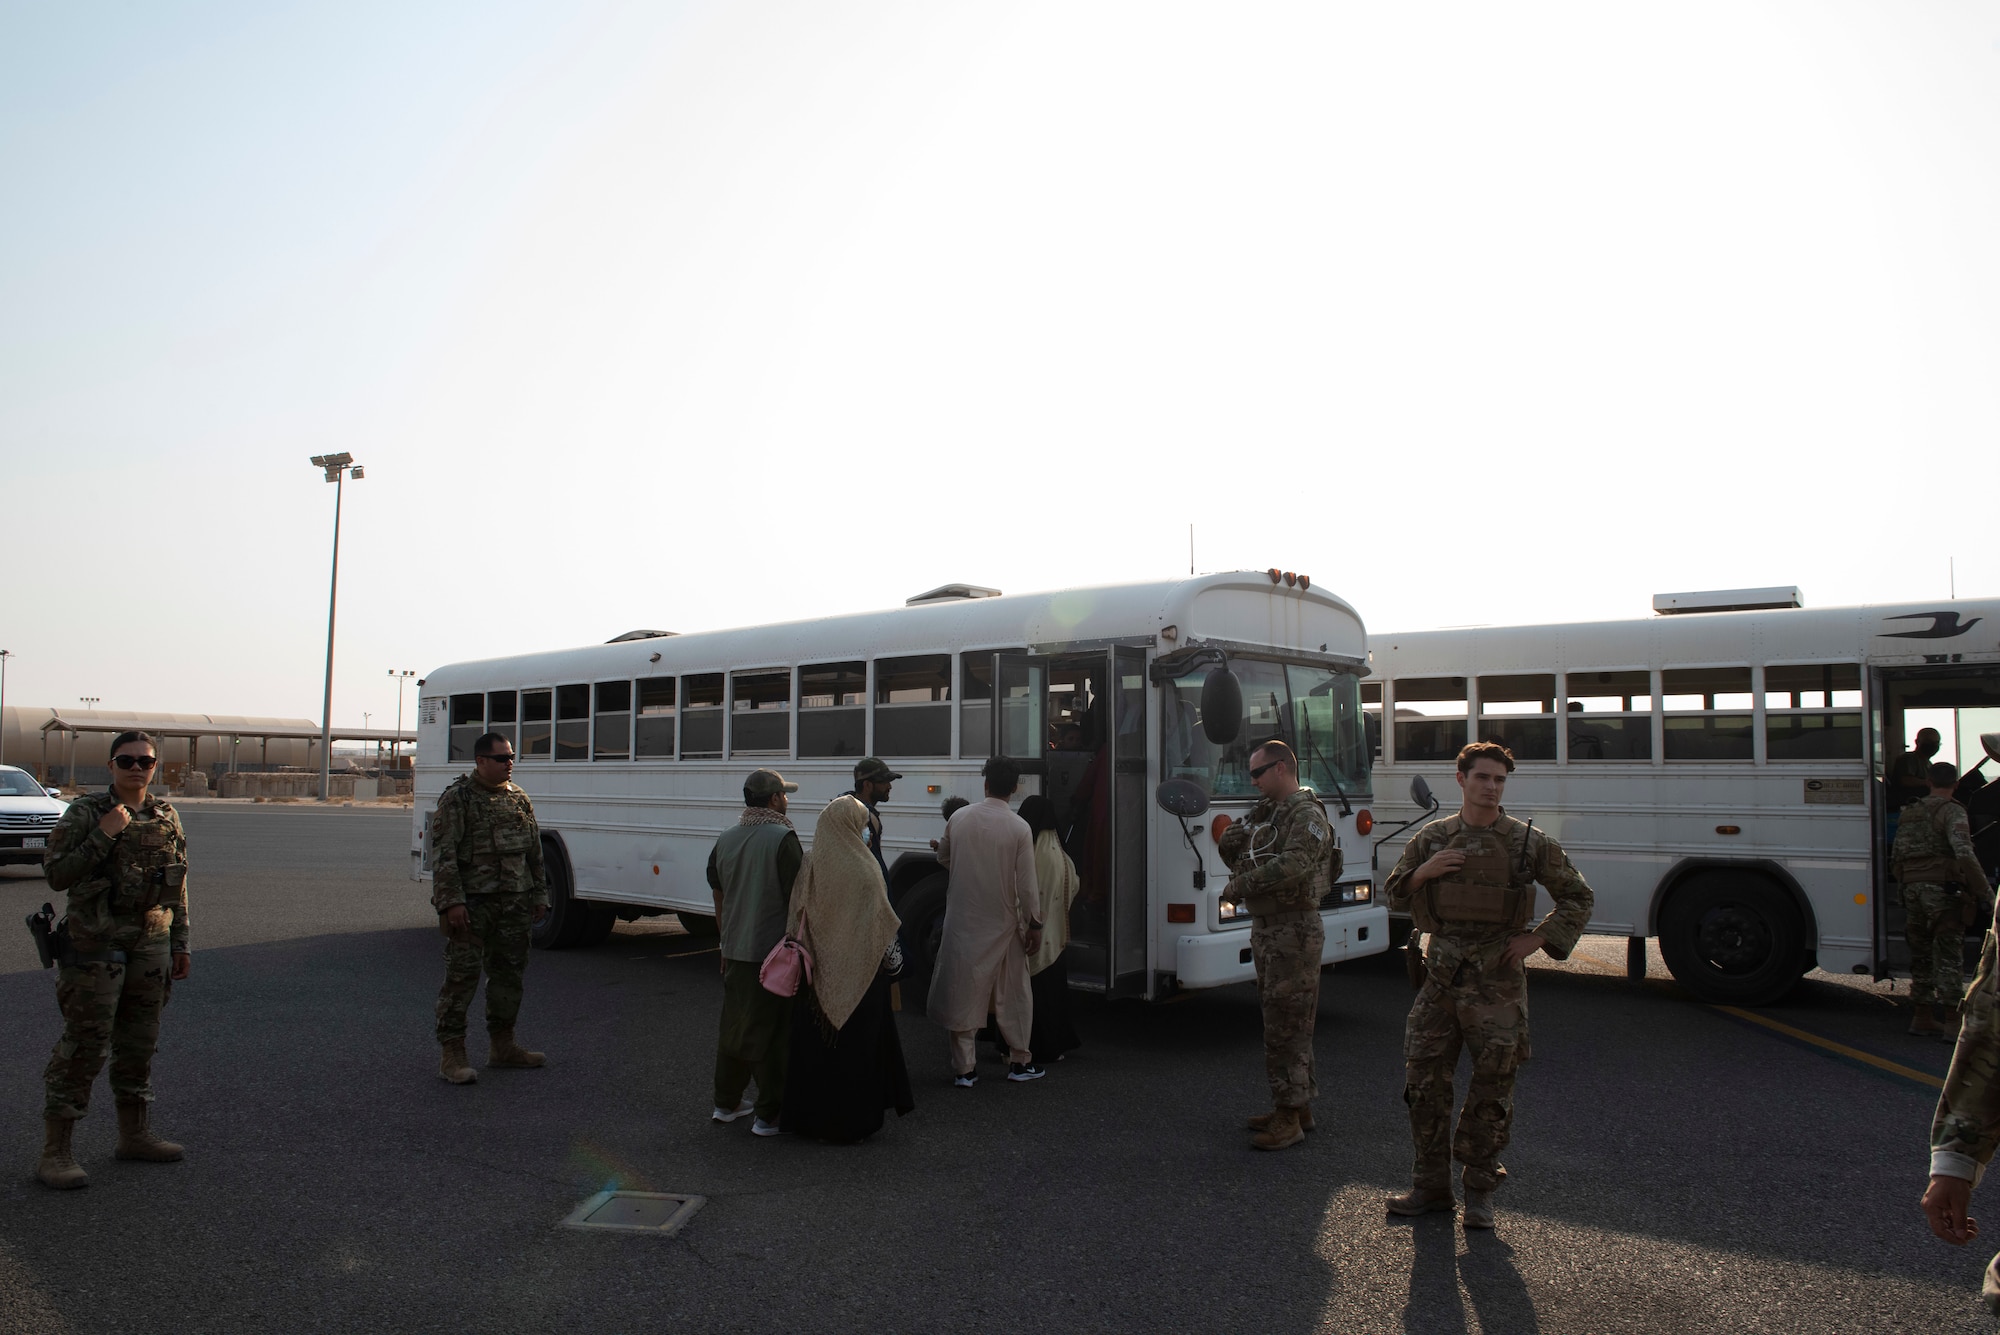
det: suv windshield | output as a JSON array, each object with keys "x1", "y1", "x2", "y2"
[
  {"x1": 0, "y1": 767, "x2": 48, "y2": 797},
  {"x1": 1165, "y1": 660, "x2": 1370, "y2": 799}
]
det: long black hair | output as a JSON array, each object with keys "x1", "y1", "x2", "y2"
[{"x1": 1017, "y1": 793, "x2": 1058, "y2": 839}]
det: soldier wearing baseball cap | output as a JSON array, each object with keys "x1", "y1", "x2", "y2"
[{"x1": 852, "y1": 759, "x2": 903, "y2": 879}]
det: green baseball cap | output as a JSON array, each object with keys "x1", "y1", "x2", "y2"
[
  {"x1": 853, "y1": 757, "x2": 904, "y2": 783},
  {"x1": 743, "y1": 769, "x2": 799, "y2": 797}
]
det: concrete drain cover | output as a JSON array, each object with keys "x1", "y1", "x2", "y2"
[{"x1": 560, "y1": 1190, "x2": 706, "y2": 1236}]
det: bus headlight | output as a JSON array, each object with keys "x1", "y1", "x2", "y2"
[{"x1": 1217, "y1": 899, "x2": 1251, "y2": 922}]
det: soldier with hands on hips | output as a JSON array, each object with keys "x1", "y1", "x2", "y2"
[
  {"x1": 36, "y1": 730, "x2": 191, "y2": 1190},
  {"x1": 1218, "y1": 739, "x2": 1337, "y2": 1151},
  {"x1": 1382, "y1": 741, "x2": 1592, "y2": 1229},
  {"x1": 431, "y1": 731, "x2": 550, "y2": 1084}
]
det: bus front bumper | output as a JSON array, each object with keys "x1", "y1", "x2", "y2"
[{"x1": 1173, "y1": 905, "x2": 1391, "y2": 990}]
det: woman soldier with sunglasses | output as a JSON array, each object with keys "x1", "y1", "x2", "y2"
[{"x1": 34, "y1": 730, "x2": 191, "y2": 1190}]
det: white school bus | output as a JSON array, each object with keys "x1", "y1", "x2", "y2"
[
  {"x1": 1365, "y1": 588, "x2": 2000, "y2": 1004},
  {"x1": 410, "y1": 573, "x2": 1389, "y2": 1001}
]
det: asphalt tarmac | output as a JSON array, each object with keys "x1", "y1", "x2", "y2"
[{"x1": 0, "y1": 804, "x2": 1988, "y2": 1334}]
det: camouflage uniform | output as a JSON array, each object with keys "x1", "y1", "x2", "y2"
[
  {"x1": 1892, "y1": 794, "x2": 1994, "y2": 1008},
  {"x1": 40, "y1": 790, "x2": 189, "y2": 1120},
  {"x1": 430, "y1": 775, "x2": 549, "y2": 1044},
  {"x1": 1384, "y1": 813, "x2": 1592, "y2": 1193},
  {"x1": 1219, "y1": 788, "x2": 1338, "y2": 1110},
  {"x1": 1931, "y1": 915, "x2": 2000, "y2": 1294}
]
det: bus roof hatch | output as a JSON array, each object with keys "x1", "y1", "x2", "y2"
[
  {"x1": 1652, "y1": 587, "x2": 1804, "y2": 616},
  {"x1": 906, "y1": 584, "x2": 1002, "y2": 606}
]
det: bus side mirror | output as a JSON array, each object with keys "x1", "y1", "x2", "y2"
[
  {"x1": 1410, "y1": 775, "x2": 1436, "y2": 810},
  {"x1": 1200, "y1": 666, "x2": 1242, "y2": 745},
  {"x1": 1984, "y1": 732, "x2": 2000, "y2": 766},
  {"x1": 1156, "y1": 778, "x2": 1212, "y2": 818}
]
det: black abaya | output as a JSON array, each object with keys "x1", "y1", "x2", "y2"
[{"x1": 779, "y1": 971, "x2": 914, "y2": 1143}]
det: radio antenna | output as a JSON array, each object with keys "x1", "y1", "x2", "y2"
[{"x1": 1189, "y1": 523, "x2": 1194, "y2": 576}]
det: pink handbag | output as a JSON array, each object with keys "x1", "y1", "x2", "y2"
[{"x1": 760, "y1": 916, "x2": 813, "y2": 997}]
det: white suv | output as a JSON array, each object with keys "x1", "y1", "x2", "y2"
[{"x1": 0, "y1": 766, "x2": 66, "y2": 868}]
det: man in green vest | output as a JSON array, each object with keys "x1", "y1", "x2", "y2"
[{"x1": 706, "y1": 769, "x2": 803, "y2": 1136}]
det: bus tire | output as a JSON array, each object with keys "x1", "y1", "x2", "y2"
[
  {"x1": 1657, "y1": 872, "x2": 1805, "y2": 1006},
  {"x1": 575, "y1": 900, "x2": 617, "y2": 949},
  {"x1": 676, "y1": 912, "x2": 719, "y2": 938},
  {"x1": 895, "y1": 872, "x2": 950, "y2": 1016},
  {"x1": 531, "y1": 836, "x2": 587, "y2": 951}
]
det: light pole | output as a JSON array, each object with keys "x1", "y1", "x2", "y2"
[
  {"x1": 0, "y1": 649, "x2": 12, "y2": 766},
  {"x1": 389, "y1": 669, "x2": 416, "y2": 767},
  {"x1": 310, "y1": 453, "x2": 364, "y2": 801},
  {"x1": 78, "y1": 697, "x2": 100, "y2": 709}
]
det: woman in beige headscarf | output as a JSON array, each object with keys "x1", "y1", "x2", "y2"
[
  {"x1": 1019, "y1": 794, "x2": 1082, "y2": 1064},
  {"x1": 779, "y1": 794, "x2": 914, "y2": 1142}
]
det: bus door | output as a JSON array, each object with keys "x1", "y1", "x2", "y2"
[
  {"x1": 994, "y1": 650, "x2": 1150, "y2": 996},
  {"x1": 1870, "y1": 664, "x2": 2000, "y2": 976}
]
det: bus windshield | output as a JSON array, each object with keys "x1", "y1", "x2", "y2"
[{"x1": 1165, "y1": 660, "x2": 1370, "y2": 799}]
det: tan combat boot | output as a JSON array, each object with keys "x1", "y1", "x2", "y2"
[
  {"x1": 487, "y1": 1027, "x2": 545, "y2": 1069},
  {"x1": 114, "y1": 1102, "x2": 184, "y2": 1162},
  {"x1": 1462, "y1": 1188, "x2": 1496, "y2": 1229},
  {"x1": 1908, "y1": 1004, "x2": 1940, "y2": 1036},
  {"x1": 1938, "y1": 1005, "x2": 1963, "y2": 1042},
  {"x1": 36, "y1": 1117, "x2": 87, "y2": 1190},
  {"x1": 1250, "y1": 1105, "x2": 1306, "y2": 1151},
  {"x1": 439, "y1": 1039, "x2": 478, "y2": 1084},
  {"x1": 1246, "y1": 1106, "x2": 1315, "y2": 1134},
  {"x1": 1385, "y1": 1186, "x2": 1454, "y2": 1216}
]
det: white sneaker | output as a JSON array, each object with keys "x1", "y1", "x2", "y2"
[
  {"x1": 712, "y1": 1100, "x2": 753, "y2": 1123},
  {"x1": 752, "y1": 1116, "x2": 785, "y2": 1137}
]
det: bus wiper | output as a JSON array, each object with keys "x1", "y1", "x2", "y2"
[{"x1": 1296, "y1": 693, "x2": 1353, "y2": 816}]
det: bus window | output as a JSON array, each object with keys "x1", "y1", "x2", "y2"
[
  {"x1": 682, "y1": 674, "x2": 723, "y2": 757},
  {"x1": 449, "y1": 694, "x2": 484, "y2": 762},
  {"x1": 876, "y1": 655, "x2": 951, "y2": 757},
  {"x1": 1564, "y1": 670, "x2": 1651, "y2": 760},
  {"x1": 961, "y1": 652, "x2": 995, "y2": 759},
  {"x1": 1361, "y1": 681, "x2": 1382, "y2": 762},
  {"x1": 1662, "y1": 667, "x2": 1752, "y2": 760},
  {"x1": 1393, "y1": 677, "x2": 1468, "y2": 763},
  {"x1": 521, "y1": 689, "x2": 553, "y2": 758},
  {"x1": 1477, "y1": 674, "x2": 1555, "y2": 761},
  {"x1": 1286, "y1": 665, "x2": 1368, "y2": 795},
  {"x1": 1765, "y1": 663, "x2": 1863, "y2": 760},
  {"x1": 731, "y1": 670, "x2": 791, "y2": 757},
  {"x1": 799, "y1": 662, "x2": 866, "y2": 758},
  {"x1": 635, "y1": 677, "x2": 676, "y2": 759},
  {"x1": 486, "y1": 691, "x2": 517, "y2": 755},
  {"x1": 1167, "y1": 659, "x2": 1356, "y2": 798},
  {"x1": 556, "y1": 684, "x2": 590, "y2": 761},
  {"x1": 594, "y1": 681, "x2": 631, "y2": 761}
]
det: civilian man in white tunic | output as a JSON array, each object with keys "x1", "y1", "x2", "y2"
[{"x1": 928, "y1": 759, "x2": 1047, "y2": 1085}]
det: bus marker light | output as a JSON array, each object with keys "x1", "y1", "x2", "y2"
[
  {"x1": 1210, "y1": 814, "x2": 1231, "y2": 842},
  {"x1": 1854, "y1": 893, "x2": 1867, "y2": 905},
  {"x1": 1299, "y1": 575, "x2": 1310, "y2": 589},
  {"x1": 1715, "y1": 825, "x2": 1741, "y2": 835},
  {"x1": 1284, "y1": 571, "x2": 1297, "y2": 587},
  {"x1": 653, "y1": 865, "x2": 660, "y2": 874},
  {"x1": 1355, "y1": 809, "x2": 1373, "y2": 836},
  {"x1": 1268, "y1": 568, "x2": 1282, "y2": 584},
  {"x1": 1167, "y1": 903, "x2": 1196, "y2": 923},
  {"x1": 927, "y1": 784, "x2": 940, "y2": 794}
]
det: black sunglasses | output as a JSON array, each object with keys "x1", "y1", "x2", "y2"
[
  {"x1": 477, "y1": 752, "x2": 517, "y2": 764},
  {"x1": 113, "y1": 754, "x2": 159, "y2": 770},
  {"x1": 1249, "y1": 759, "x2": 1282, "y2": 780}
]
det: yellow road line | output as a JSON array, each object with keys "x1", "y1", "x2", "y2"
[{"x1": 1707, "y1": 1005, "x2": 1944, "y2": 1089}]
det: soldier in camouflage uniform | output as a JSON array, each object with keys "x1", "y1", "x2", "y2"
[
  {"x1": 1382, "y1": 741, "x2": 1593, "y2": 1229},
  {"x1": 1892, "y1": 761, "x2": 1994, "y2": 1039},
  {"x1": 1218, "y1": 739, "x2": 1337, "y2": 1151},
  {"x1": 430, "y1": 732, "x2": 550, "y2": 1083},
  {"x1": 35, "y1": 731, "x2": 192, "y2": 1190},
  {"x1": 1922, "y1": 895, "x2": 2000, "y2": 1311}
]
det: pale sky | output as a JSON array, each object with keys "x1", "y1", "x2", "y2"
[{"x1": 3, "y1": 2, "x2": 1997, "y2": 726}]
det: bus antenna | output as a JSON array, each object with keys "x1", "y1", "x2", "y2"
[{"x1": 1190, "y1": 523, "x2": 1194, "y2": 576}]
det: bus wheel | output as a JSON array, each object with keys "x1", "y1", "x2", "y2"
[
  {"x1": 895, "y1": 872, "x2": 949, "y2": 1016},
  {"x1": 575, "y1": 900, "x2": 617, "y2": 948},
  {"x1": 1657, "y1": 872, "x2": 1805, "y2": 1006},
  {"x1": 531, "y1": 837, "x2": 587, "y2": 951},
  {"x1": 675, "y1": 912, "x2": 719, "y2": 938}
]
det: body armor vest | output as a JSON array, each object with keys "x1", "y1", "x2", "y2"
[
  {"x1": 1408, "y1": 819, "x2": 1537, "y2": 934},
  {"x1": 1895, "y1": 797, "x2": 1966, "y2": 886}
]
